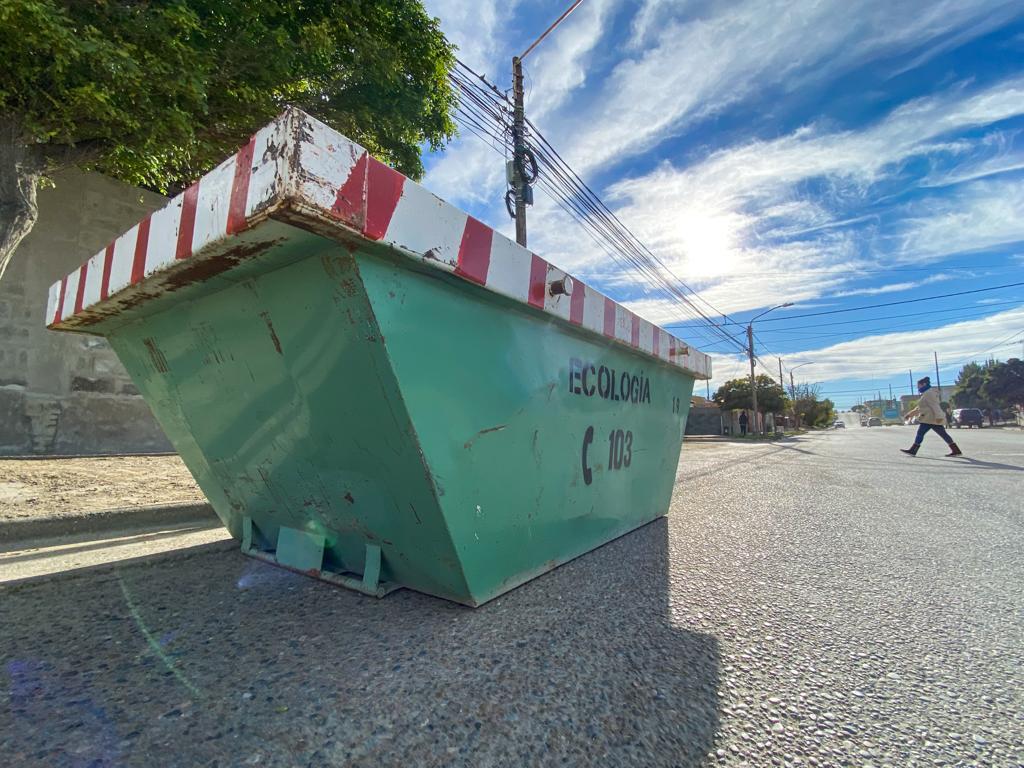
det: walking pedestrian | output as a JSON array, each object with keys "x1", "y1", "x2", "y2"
[
  {"x1": 739, "y1": 410, "x2": 749, "y2": 437},
  {"x1": 901, "y1": 377, "x2": 962, "y2": 457}
]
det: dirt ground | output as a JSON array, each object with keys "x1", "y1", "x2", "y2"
[{"x1": 0, "y1": 455, "x2": 204, "y2": 522}]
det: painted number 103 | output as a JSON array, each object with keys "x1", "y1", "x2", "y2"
[
  {"x1": 581, "y1": 427, "x2": 634, "y2": 485},
  {"x1": 608, "y1": 428, "x2": 633, "y2": 470}
]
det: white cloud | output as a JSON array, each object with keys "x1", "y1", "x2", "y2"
[
  {"x1": 421, "y1": 0, "x2": 518, "y2": 211},
  {"x1": 897, "y1": 178, "x2": 1024, "y2": 261},
  {"x1": 775, "y1": 305, "x2": 1024, "y2": 383},
  {"x1": 700, "y1": 305, "x2": 1024, "y2": 397},
  {"x1": 423, "y1": 0, "x2": 515, "y2": 72},
  {"x1": 607, "y1": 76, "x2": 1024, "y2": 220},
  {"x1": 832, "y1": 274, "x2": 953, "y2": 298},
  {"x1": 581, "y1": 76, "x2": 1024, "y2": 321},
  {"x1": 562, "y1": 0, "x2": 1024, "y2": 174},
  {"x1": 523, "y1": 0, "x2": 615, "y2": 120},
  {"x1": 421, "y1": 0, "x2": 1024, "y2": 381}
]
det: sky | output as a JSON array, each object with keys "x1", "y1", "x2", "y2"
[{"x1": 421, "y1": 0, "x2": 1024, "y2": 408}]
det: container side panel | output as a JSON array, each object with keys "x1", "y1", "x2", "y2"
[
  {"x1": 106, "y1": 234, "x2": 470, "y2": 602},
  {"x1": 362, "y1": 255, "x2": 695, "y2": 605}
]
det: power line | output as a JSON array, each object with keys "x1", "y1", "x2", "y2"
[
  {"x1": 734, "y1": 298, "x2": 1024, "y2": 334},
  {"x1": 750, "y1": 281, "x2": 1024, "y2": 323},
  {"x1": 448, "y1": 60, "x2": 751, "y2": 355},
  {"x1": 667, "y1": 281, "x2": 1024, "y2": 332},
  {"x1": 742, "y1": 304, "x2": 1024, "y2": 344},
  {"x1": 722, "y1": 263, "x2": 1022, "y2": 275}
]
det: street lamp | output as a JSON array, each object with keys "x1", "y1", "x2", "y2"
[
  {"x1": 788, "y1": 361, "x2": 813, "y2": 430},
  {"x1": 788, "y1": 361, "x2": 814, "y2": 399},
  {"x1": 747, "y1": 303, "x2": 793, "y2": 435}
]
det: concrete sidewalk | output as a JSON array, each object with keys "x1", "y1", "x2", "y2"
[
  {"x1": 0, "y1": 521, "x2": 234, "y2": 587},
  {"x1": 0, "y1": 453, "x2": 223, "y2": 583}
]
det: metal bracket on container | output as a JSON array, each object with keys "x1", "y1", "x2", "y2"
[
  {"x1": 314, "y1": 542, "x2": 400, "y2": 598},
  {"x1": 240, "y1": 520, "x2": 399, "y2": 599}
]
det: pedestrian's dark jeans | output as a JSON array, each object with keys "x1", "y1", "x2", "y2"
[
  {"x1": 740, "y1": 426, "x2": 747, "y2": 436},
  {"x1": 915, "y1": 423, "x2": 954, "y2": 445}
]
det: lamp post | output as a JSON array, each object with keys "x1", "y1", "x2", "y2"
[
  {"x1": 786, "y1": 360, "x2": 811, "y2": 399},
  {"x1": 788, "y1": 361, "x2": 813, "y2": 429},
  {"x1": 747, "y1": 303, "x2": 793, "y2": 435}
]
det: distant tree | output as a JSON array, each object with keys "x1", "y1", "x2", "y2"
[
  {"x1": 713, "y1": 375, "x2": 787, "y2": 414},
  {"x1": 790, "y1": 383, "x2": 834, "y2": 427},
  {"x1": 850, "y1": 404, "x2": 867, "y2": 413},
  {"x1": 952, "y1": 360, "x2": 996, "y2": 408},
  {"x1": 0, "y1": 0, "x2": 457, "y2": 279},
  {"x1": 981, "y1": 358, "x2": 1024, "y2": 408}
]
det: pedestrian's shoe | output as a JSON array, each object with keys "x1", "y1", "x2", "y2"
[
  {"x1": 900, "y1": 444, "x2": 919, "y2": 456},
  {"x1": 946, "y1": 443, "x2": 962, "y2": 457}
]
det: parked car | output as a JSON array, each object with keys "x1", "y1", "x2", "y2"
[
  {"x1": 952, "y1": 408, "x2": 984, "y2": 428},
  {"x1": 867, "y1": 417, "x2": 882, "y2": 427}
]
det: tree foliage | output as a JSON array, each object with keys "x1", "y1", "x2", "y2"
[
  {"x1": 980, "y1": 358, "x2": 1024, "y2": 408},
  {"x1": 790, "y1": 382, "x2": 835, "y2": 427},
  {"x1": 953, "y1": 358, "x2": 1023, "y2": 409},
  {"x1": 713, "y1": 374, "x2": 788, "y2": 414},
  {"x1": 0, "y1": 0, "x2": 457, "y2": 277},
  {"x1": 951, "y1": 361, "x2": 993, "y2": 408}
]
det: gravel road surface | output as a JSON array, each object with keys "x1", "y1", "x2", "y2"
[{"x1": 2, "y1": 427, "x2": 1021, "y2": 767}]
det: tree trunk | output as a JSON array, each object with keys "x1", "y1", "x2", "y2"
[{"x1": 0, "y1": 121, "x2": 42, "y2": 283}]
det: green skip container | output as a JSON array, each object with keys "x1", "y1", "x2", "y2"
[{"x1": 47, "y1": 108, "x2": 711, "y2": 606}]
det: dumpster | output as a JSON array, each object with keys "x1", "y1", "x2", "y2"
[{"x1": 46, "y1": 108, "x2": 711, "y2": 606}]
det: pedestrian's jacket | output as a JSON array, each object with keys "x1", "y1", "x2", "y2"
[{"x1": 915, "y1": 388, "x2": 945, "y2": 425}]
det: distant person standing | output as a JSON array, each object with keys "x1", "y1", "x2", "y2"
[
  {"x1": 739, "y1": 410, "x2": 749, "y2": 437},
  {"x1": 902, "y1": 377, "x2": 962, "y2": 457}
]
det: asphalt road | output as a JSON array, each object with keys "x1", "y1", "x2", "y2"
[{"x1": 2, "y1": 426, "x2": 1022, "y2": 767}]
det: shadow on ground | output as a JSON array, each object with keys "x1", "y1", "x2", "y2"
[{"x1": 1, "y1": 518, "x2": 720, "y2": 767}]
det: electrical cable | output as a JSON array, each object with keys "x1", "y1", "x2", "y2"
[
  {"x1": 747, "y1": 282, "x2": 1024, "y2": 324},
  {"x1": 449, "y1": 60, "x2": 752, "y2": 354}
]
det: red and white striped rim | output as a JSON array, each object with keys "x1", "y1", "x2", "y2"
[{"x1": 46, "y1": 108, "x2": 711, "y2": 380}]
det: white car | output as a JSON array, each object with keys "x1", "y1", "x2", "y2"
[{"x1": 833, "y1": 420, "x2": 845, "y2": 429}]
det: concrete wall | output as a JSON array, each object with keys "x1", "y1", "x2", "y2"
[
  {"x1": 685, "y1": 405, "x2": 724, "y2": 435},
  {"x1": 0, "y1": 169, "x2": 171, "y2": 455}
]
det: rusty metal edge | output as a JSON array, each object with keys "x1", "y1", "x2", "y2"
[{"x1": 0, "y1": 502, "x2": 218, "y2": 545}]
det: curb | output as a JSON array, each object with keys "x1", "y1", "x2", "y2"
[
  {"x1": 0, "y1": 536, "x2": 239, "y2": 592},
  {"x1": 0, "y1": 502, "x2": 217, "y2": 544}
]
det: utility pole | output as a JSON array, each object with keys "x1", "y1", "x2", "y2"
[
  {"x1": 779, "y1": 357, "x2": 786, "y2": 430},
  {"x1": 909, "y1": 369, "x2": 913, "y2": 393},
  {"x1": 934, "y1": 351, "x2": 941, "y2": 395},
  {"x1": 511, "y1": 56, "x2": 528, "y2": 246},
  {"x1": 746, "y1": 303, "x2": 793, "y2": 435},
  {"x1": 748, "y1": 324, "x2": 758, "y2": 436},
  {"x1": 510, "y1": 0, "x2": 586, "y2": 246}
]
